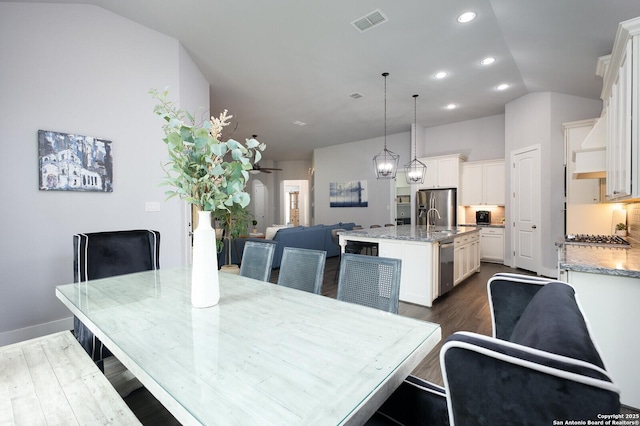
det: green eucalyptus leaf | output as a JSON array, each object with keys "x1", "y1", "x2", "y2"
[
  {"x1": 167, "y1": 132, "x2": 182, "y2": 148},
  {"x1": 194, "y1": 136, "x2": 209, "y2": 150},
  {"x1": 211, "y1": 143, "x2": 227, "y2": 157},
  {"x1": 246, "y1": 138, "x2": 259, "y2": 149},
  {"x1": 226, "y1": 139, "x2": 240, "y2": 150}
]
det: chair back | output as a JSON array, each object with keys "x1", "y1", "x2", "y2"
[
  {"x1": 72, "y1": 229, "x2": 160, "y2": 363},
  {"x1": 240, "y1": 241, "x2": 275, "y2": 281},
  {"x1": 337, "y1": 253, "x2": 401, "y2": 314},
  {"x1": 74, "y1": 230, "x2": 160, "y2": 282},
  {"x1": 277, "y1": 247, "x2": 326, "y2": 294}
]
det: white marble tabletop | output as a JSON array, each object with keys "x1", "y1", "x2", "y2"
[{"x1": 56, "y1": 267, "x2": 441, "y2": 425}]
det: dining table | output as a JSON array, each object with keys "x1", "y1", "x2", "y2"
[{"x1": 55, "y1": 266, "x2": 441, "y2": 425}]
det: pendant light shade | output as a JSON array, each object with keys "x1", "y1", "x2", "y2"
[
  {"x1": 373, "y1": 72, "x2": 400, "y2": 179},
  {"x1": 405, "y1": 94, "x2": 427, "y2": 184}
]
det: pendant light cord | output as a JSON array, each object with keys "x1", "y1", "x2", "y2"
[
  {"x1": 383, "y1": 72, "x2": 389, "y2": 150},
  {"x1": 413, "y1": 94, "x2": 418, "y2": 160}
]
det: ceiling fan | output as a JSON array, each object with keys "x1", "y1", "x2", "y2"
[
  {"x1": 249, "y1": 134, "x2": 282, "y2": 174},
  {"x1": 250, "y1": 163, "x2": 282, "y2": 174}
]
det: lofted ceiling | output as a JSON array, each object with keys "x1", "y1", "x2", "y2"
[{"x1": 8, "y1": 0, "x2": 640, "y2": 161}]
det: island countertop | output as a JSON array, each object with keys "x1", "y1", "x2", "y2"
[
  {"x1": 558, "y1": 240, "x2": 640, "y2": 279},
  {"x1": 338, "y1": 225, "x2": 479, "y2": 243}
]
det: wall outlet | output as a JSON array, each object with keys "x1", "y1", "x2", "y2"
[{"x1": 145, "y1": 201, "x2": 160, "y2": 212}]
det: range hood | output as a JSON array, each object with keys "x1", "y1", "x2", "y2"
[{"x1": 572, "y1": 113, "x2": 606, "y2": 179}]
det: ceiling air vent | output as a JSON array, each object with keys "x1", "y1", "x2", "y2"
[
  {"x1": 352, "y1": 9, "x2": 388, "y2": 32},
  {"x1": 349, "y1": 92, "x2": 364, "y2": 100}
]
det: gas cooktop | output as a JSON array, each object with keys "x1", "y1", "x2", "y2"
[{"x1": 565, "y1": 234, "x2": 631, "y2": 248}]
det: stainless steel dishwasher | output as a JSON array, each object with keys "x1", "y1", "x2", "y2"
[{"x1": 439, "y1": 238, "x2": 455, "y2": 296}]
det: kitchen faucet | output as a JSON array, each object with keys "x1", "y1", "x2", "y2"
[
  {"x1": 426, "y1": 207, "x2": 441, "y2": 231},
  {"x1": 426, "y1": 195, "x2": 441, "y2": 231}
]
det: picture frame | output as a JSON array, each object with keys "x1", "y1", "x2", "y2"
[{"x1": 38, "y1": 129, "x2": 113, "y2": 192}]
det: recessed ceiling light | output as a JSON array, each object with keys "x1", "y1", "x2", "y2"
[
  {"x1": 481, "y1": 57, "x2": 495, "y2": 65},
  {"x1": 496, "y1": 83, "x2": 510, "y2": 91},
  {"x1": 457, "y1": 12, "x2": 476, "y2": 23},
  {"x1": 434, "y1": 71, "x2": 448, "y2": 79},
  {"x1": 445, "y1": 104, "x2": 457, "y2": 110}
]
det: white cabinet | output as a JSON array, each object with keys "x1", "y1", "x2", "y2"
[
  {"x1": 417, "y1": 154, "x2": 464, "y2": 189},
  {"x1": 460, "y1": 160, "x2": 505, "y2": 206},
  {"x1": 480, "y1": 227, "x2": 504, "y2": 263},
  {"x1": 453, "y1": 231, "x2": 480, "y2": 285},
  {"x1": 377, "y1": 239, "x2": 438, "y2": 307},
  {"x1": 563, "y1": 119, "x2": 601, "y2": 204},
  {"x1": 599, "y1": 18, "x2": 640, "y2": 200},
  {"x1": 566, "y1": 270, "x2": 640, "y2": 408}
]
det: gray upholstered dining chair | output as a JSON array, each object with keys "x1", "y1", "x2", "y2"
[
  {"x1": 277, "y1": 247, "x2": 326, "y2": 294},
  {"x1": 73, "y1": 229, "x2": 160, "y2": 369},
  {"x1": 240, "y1": 240, "x2": 276, "y2": 281},
  {"x1": 331, "y1": 228, "x2": 363, "y2": 281},
  {"x1": 337, "y1": 253, "x2": 402, "y2": 314}
]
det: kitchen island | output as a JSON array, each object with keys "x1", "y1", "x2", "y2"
[
  {"x1": 558, "y1": 242, "x2": 640, "y2": 409},
  {"x1": 338, "y1": 225, "x2": 480, "y2": 307}
]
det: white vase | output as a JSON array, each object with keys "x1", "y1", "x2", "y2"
[{"x1": 191, "y1": 210, "x2": 220, "y2": 308}]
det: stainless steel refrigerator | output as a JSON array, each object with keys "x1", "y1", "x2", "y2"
[{"x1": 416, "y1": 188, "x2": 457, "y2": 228}]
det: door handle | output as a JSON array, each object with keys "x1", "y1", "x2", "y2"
[{"x1": 531, "y1": 225, "x2": 537, "y2": 229}]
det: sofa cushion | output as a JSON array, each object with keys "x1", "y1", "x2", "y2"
[
  {"x1": 509, "y1": 282, "x2": 604, "y2": 369},
  {"x1": 265, "y1": 225, "x2": 287, "y2": 240}
]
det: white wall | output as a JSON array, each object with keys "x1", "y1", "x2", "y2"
[
  {"x1": 504, "y1": 92, "x2": 602, "y2": 276},
  {"x1": 314, "y1": 132, "x2": 410, "y2": 227},
  {"x1": 0, "y1": 3, "x2": 209, "y2": 344},
  {"x1": 418, "y1": 114, "x2": 505, "y2": 161}
]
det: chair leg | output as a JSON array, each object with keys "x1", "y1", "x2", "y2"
[{"x1": 334, "y1": 253, "x2": 341, "y2": 283}]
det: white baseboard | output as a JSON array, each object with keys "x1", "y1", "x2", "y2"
[{"x1": 0, "y1": 317, "x2": 74, "y2": 346}]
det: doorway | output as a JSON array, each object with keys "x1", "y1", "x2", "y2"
[
  {"x1": 511, "y1": 144, "x2": 541, "y2": 274},
  {"x1": 282, "y1": 180, "x2": 309, "y2": 226},
  {"x1": 251, "y1": 179, "x2": 268, "y2": 233}
]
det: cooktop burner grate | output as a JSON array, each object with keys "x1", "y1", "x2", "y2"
[{"x1": 565, "y1": 234, "x2": 630, "y2": 247}]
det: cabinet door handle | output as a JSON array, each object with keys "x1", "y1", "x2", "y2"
[{"x1": 531, "y1": 225, "x2": 537, "y2": 229}]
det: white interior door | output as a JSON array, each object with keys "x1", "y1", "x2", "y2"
[
  {"x1": 511, "y1": 145, "x2": 541, "y2": 274},
  {"x1": 252, "y1": 180, "x2": 267, "y2": 232}
]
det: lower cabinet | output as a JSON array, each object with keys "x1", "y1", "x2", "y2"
[
  {"x1": 480, "y1": 227, "x2": 504, "y2": 263},
  {"x1": 566, "y1": 270, "x2": 640, "y2": 408},
  {"x1": 378, "y1": 240, "x2": 438, "y2": 307},
  {"x1": 454, "y1": 231, "x2": 480, "y2": 286}
]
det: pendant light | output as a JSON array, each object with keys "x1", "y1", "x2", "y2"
[
  {"x1": 373, "y1": 72, "x2": 400, "y2": 179},
  {"x1": 405, "y1": 94, "x2": 427, "y2": 184}
]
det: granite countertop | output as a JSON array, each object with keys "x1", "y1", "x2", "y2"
[
  {"x1": 558, "y1": 238, "x2": 640, "y2": 278},
  {"x1": 459, "y1": 223, "x2": 505, "y2": 228},
  {"x1": 338, "y1": 225, "x2": 479, "y2": 243}
]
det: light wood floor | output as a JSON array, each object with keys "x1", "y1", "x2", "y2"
[{"x1": 105, "y1": 258, "x2": 525, "y2": 424}]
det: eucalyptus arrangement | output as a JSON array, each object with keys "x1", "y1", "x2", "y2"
[
  {"x1": 151, "y1": 88, "x2": 265, "y2": 307},
  {"x1": 150, "y1": 88, "x2": 265, "y2": 212}
]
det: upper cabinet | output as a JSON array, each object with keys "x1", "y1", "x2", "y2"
[
  {"x1": 460, "y1": 159, "x2": 505, "y2": 206},
  {"x1": 417, "y1": 154, "x2": 464, "y2": 189},
  {"x1": 563, "y1": 119, "x2": 602, "y2": 204},
  {"x1": 600, "y1": 17, "x2": 640, "y2": 200}
]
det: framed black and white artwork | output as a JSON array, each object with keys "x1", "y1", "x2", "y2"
[
  {"x1": 330, "y1": 180, "x2": 368, "y2": 208},
  {"x1": 38, "y1": 130, "x2": 113, "y2": 192}
]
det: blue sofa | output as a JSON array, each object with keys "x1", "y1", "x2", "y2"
[{"x1": 219, "y1": 222, "x2": 356, "y2": 269}]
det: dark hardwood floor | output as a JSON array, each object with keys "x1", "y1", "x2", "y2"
[{"x1": 105, "y1": 259, "x2": 533, "y2": 424}]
